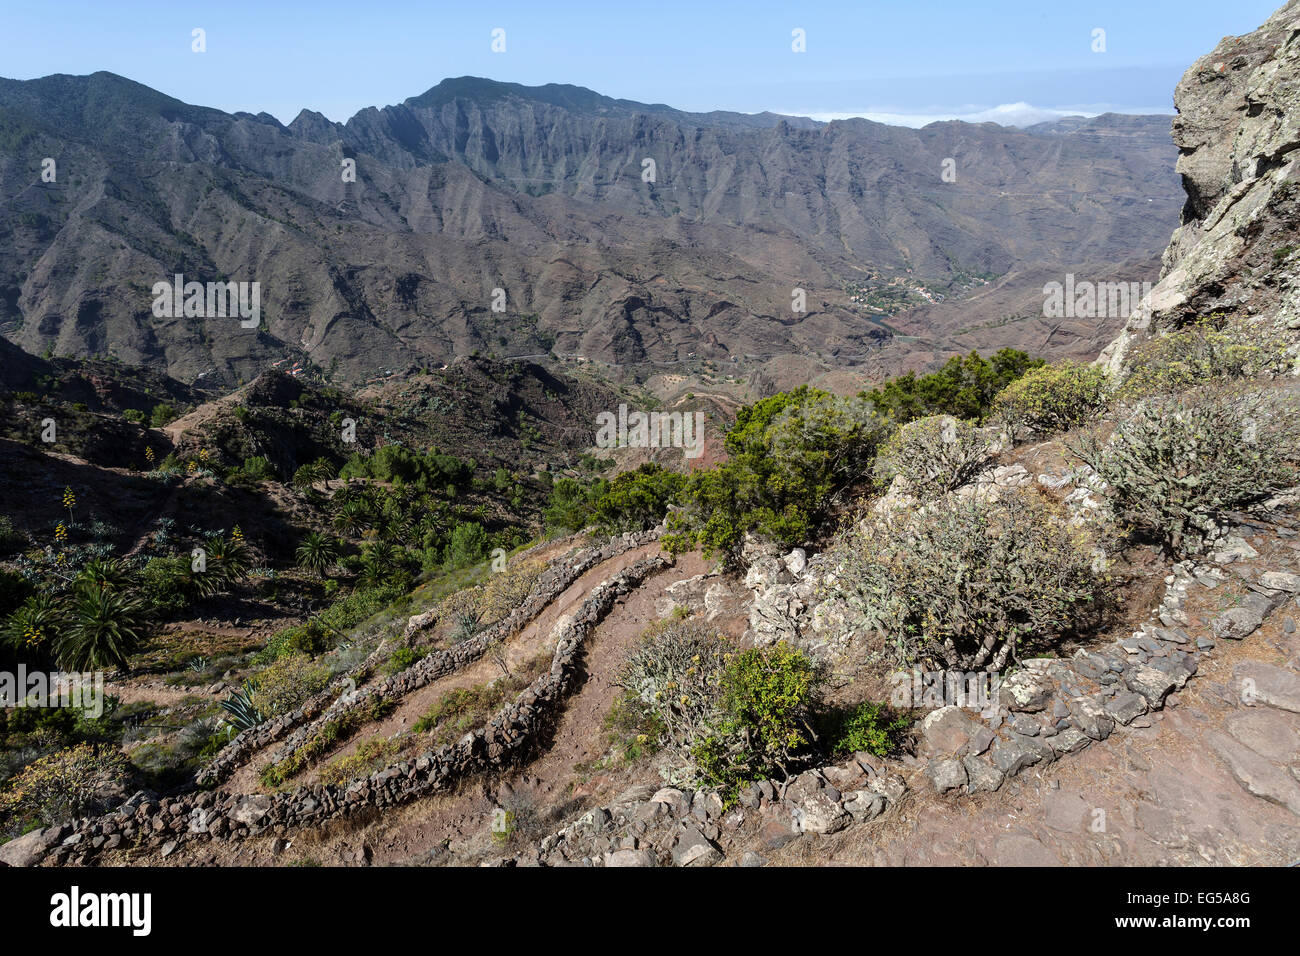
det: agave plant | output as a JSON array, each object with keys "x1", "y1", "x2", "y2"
[
  {"x1": 451, "y1": 608, "x2": 482, "y2": 643},
  {"x1": 219, "y1": 682, "x2": 265, "y2": 732}
]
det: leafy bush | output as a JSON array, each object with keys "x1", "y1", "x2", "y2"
[
  {"x1": 149, "y1": 403, "x2": 178, "y2": 428},
  {"x1": 862, "y1": 348, "x2": 1043, "y2": 424},
  {"x1": 543, "y1": 477, "x2": 608, "y2": 532},
  {"x1": 691, "y1": 642, "x2": 821, "y2": 801},
  {"x1": 479, "y1": 558, "x2": 543, "y2": 623},
  {"x1": 665, "y1": 387, "x2": 888, "y2": 562},
  {"x1": 830, "y1": 490, "x2": 1102, "y2": 670},
  {"x1": 1117, "y1": 316, "x2": 1293, "y2": 401},
  {"x1": 339, "y1": 446, "x2": 471, "y2": 495},
  {"x1": 247, "y1": 653, "x2": 331, "y2": 718},
  {"x1": 442, "y1": 521, "x2": 488, "y2": 569},
  {"x1": 384, "y1": 645, "x2": 425, "y2": 674},
  {"x1": 820, "y1": 701, "x2": 910, "y2": 757},
  {"x1": 242, "y1": 455, "x2": 276, "y2": 481},
  {"x1": 0, "y1": 743, "x2": 127, "y2": 826},
  {"x1": 317, "y1": 738, "x2": 399, "y2": 788},
  {"x1": 122, "y1": 408, "x2": 145, "y2": 424},
  {"x1": 991, "y1": 361, "x2": 1110, "y2": 437},
  {"x1": 873, "y1": 415, "x2": 993, "y2": 499},
  {"x1": 137, "y1": 556, "x2": 194, "y2": 616},
  {"x1": 591, "y1": 463, "x2": 686, "y2": 533},
  {"x1": 616, "y1": 620, "x2": 730, "y2": 763},
  {"x1": 1072, "y1": 384, "x2": 1300, "y2": 554},
  {"x1": 2, "y1": 593, "x2": 63, "y2": 658},
  {"x1": 0, "y1": 515, "x2": 26, "y2": 556}
]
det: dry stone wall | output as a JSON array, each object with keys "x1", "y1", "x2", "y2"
[{"x1": 11, "y1": 548, "x2": 670, "y2": 866}]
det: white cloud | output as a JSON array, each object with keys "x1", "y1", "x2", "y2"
[{"x1": 789, "y1": 102, "x2": 1174, "y2": 128}]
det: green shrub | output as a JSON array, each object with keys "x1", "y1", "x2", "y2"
[
  {"x1": 248, "y1": 653, "x2": 331, "y2": 717},
  {"x1": 242, "y1": 455, "x2": 276, "y2": 480},
  {"x1": 544, "y1": 477, "x2": 608, "y2": 532},
  {"x1": 0, "y1": 743, "x2": 127, "y2": 826},
  {"x1": 821, "y1": 701, "x2": 911, "y2": 757},
  {"x1": 384, "y1": 646, "x2": 425, "y2": 674},
  {"x1": 0, "y1": 515, "x2": 26, "y2": 556},
  {"x1": 991, "y1": 361, "x2": 1110, "y2": 437},
  {"x1": 479, "y1": 559, "x2": 543, "y2": 623},
  {"x1": 873, "y1": 415, "x2": 993, "y2": 499},
  {"x1": 664, "y1": 387, "x2": 888, "y2": 563},
  {"x1": 591, "y1": 463, "x2": 686, "y2": 533},
  {"x1": 149, "y1": 403, "x2": 178, "y2": 428},
  {"x1": 2, "y1": 593, "x2": 64, "y2": 658},
  {"x1": 122, "y1": 408, "x2": 145, "y2": 424},
  {"x1": 1117, "y1": 316, "x2": 1293, "y2": 401},
  {"x1": 830, "y1": 490, "x2": 1102, "y2": 670},
  {"x1": 1072, "y1": 384, "x2": 1300, "y2": 554},
  {"x1": 862, "y1": 348, "x2": 1043, "y2": 424},
  {"x1": 616, "y1": 620, "x2": 730, "y2": 762},
  {"x1": 138, "y1": 556, "x2": 194, "y2": 616},
  {"x1": 691, "y1": 642, "x2": 821, "y2": 802},
  {"x1": 442, "y1": 521, "x2": 488, "y2": 569}
]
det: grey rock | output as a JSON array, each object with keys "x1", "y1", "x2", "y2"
[
  {"x1": 1259, "y1": 571, "x2": 1300, "y2": 593},
  {"x1": 672, "y1": 827, "x2": 723, "y2": 867},
  {"x1": 1047, "y1": 727, "x2": 1092, "y2": 755},
  {"x1": 1213, "y1": 608, "x2": 1265, "y2": 642},
  {"x1": 989, "y1": 736, "x2": 1043, "y2": 776},
  {"x1": 1235, "y1": 661, "x2": 1300, "y2": 713},
  {"x1": 230, "y1": 795, "x2": 272, "y2": 827},
  {"x1": 606, "y1": 849, "x2": 657, "y2": 867},
  {"x1": 1102, "y1": 689, "x2": 1148, "y2": 725},
  {"x1": 649, "y1": 787, "x2": 690, "y2": 817},
  {"x1": 999, "y1": 670, "x2": 1054, "y2": 712},
  {"x1": 1124, "y1": 665, "x2": 1177, "y2": 708},
  {"x1": 919, "y1": 705, "x2": 981, "y2": 756},
  {"x1": 790, "y1": 790, "x2": 850, "y2": 834},
  {"x1": 962, "y1": 755, "x2": 1005, "y2": 793},
  {"x1": 0, "y1": 829, "x2": 47, "y2": 867},
  {"x1": 926, "y1": 758, "x2": 969, "y2": 794},
  {"x1": 842, "y1": 790, "x2": 886, "y2": 821}
]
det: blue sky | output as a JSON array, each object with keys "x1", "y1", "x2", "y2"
[{"x1": 0, "y1": 0, "x2": 1283, "y2": 126}]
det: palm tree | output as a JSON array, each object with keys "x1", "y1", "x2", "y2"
[
  {"x1": 296, "y1": 531, "x2": 340, "y2": 576},
  {"x1": 359, "y1": 540, "x2": 400, "y2": 586},
  {"x1": 193, "y1": 534, "x2": 250, "y2": 597},
  {"x1": 333, "y1": 500, "x2": 367, "y2": 536},
  {"x1": 56, "y1": 584, "x2": 145, "y2": 672}
]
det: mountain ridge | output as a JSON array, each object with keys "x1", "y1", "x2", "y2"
[{"x1": 0, "y1": 70, "x2": 1181, "y2": 388}]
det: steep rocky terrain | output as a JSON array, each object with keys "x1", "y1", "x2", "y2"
[
  {"x1": 6, "y1": 5, "x2": 1300, "y2": 876},
  {"x1": 1101, "y1": 0, "x2": 1300, "y2": 371},
  {"x1": 0, "y1": 74, "x2": 1179, "y2": 388}
]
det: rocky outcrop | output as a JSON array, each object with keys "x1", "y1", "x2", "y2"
[{"x1": 1101, "y1": 0, "x2": 1300, "y2": 373}]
